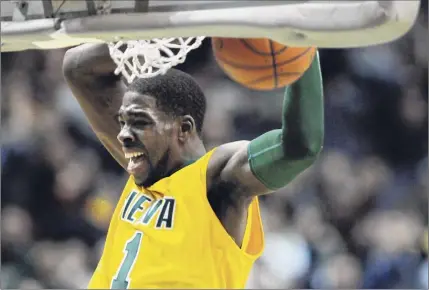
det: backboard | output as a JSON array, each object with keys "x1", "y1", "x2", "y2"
[{"x1": 1, "y1": 0, "x2": 421, "y2": 52}]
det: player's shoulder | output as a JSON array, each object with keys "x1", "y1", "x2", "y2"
[
  {"x1": 172, "y1": 141, "x2": 249, "y2": 177},
  {"x1": 210, "y1": 141, "x2": 250, "y2": 163},
  {"x1": 206, "y1": 140, "x2": 250, "y2": 189},
  {"x1": 166, "y1": 141, "x2": 249, "y2": 190}
]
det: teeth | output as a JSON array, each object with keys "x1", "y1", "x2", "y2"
[{"x1": 124, "y1": 152, "x2": 144, "y2": 159}]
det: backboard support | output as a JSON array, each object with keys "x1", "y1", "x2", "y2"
[{"x1": 1, "y1": 0, "x2": 421, "y2": 52}]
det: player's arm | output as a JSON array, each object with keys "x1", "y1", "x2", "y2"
[
  {"x1": 62, "y1": 43, "x2": 127, "y2": 169},
  {"x1": 208, "y1": 52, "x2": 324, "y2": 196}
]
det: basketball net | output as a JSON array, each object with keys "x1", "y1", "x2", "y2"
[{"x1": 108, "y1": 37, "x2": 205, "y2": 83}]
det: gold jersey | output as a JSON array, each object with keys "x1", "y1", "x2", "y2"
[{"x1": 88, "y1": 149, "x2": 264, "y2": 289}]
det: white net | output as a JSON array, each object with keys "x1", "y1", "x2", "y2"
[{"x1": 108, "y1": 36, "x2": 205, "y2": 83}]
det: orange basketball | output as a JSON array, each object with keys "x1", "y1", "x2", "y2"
[{"x1": 212, "y1": 37, "x2": 316, "y2": 91}]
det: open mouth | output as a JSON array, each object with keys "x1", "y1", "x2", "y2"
[
  {"x1": 124, "y1": 152, "x2": 146, "y2": 173},
  {"x1": 125, "y1": 152, "x2": 144, "y2": 161}
]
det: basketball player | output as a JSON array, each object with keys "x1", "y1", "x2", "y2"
[{"x1": 62, "y1": 42, "x2": 324, "y2": 288}]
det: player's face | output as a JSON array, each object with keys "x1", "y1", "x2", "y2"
[{"x1": 117, "y1": 91, "x2": 177, "y2": 187}]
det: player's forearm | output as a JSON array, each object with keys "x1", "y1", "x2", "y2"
[
  {"x1": 248, "y1": 53, "x2": 324, "y2": 190},
  {"x1": 281, "y1": 53, "x2": 324, "y2": 158},
  {"x1": 63, "y1": 43, "x2": 119, "y2": 79},
  {"x1": 62, "y1": 43, "x2": 127, "y2": 169}
]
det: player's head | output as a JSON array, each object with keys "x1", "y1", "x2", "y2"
[{"x1": 117, "y1": 69, "x2": 206, "y2": 187}]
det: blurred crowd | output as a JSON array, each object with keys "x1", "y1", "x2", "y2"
[{"x1": 1, "y1": 5, "x2": 428, "y2": 289}]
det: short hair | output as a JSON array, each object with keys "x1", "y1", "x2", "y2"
[{"x1": 127, "y1": 69, "x2": 206, "y2": 135}]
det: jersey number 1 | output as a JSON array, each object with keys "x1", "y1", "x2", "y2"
[{"x1": 111, "y1": 232, "x2": 143, "y2": 289}]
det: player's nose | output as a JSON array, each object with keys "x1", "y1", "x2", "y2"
[{"x1": 117, "y1": 127, "x2": 136, "y2": 145}]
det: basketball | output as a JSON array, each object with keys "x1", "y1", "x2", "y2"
[{"x1": 212, "y1": 38, "x2": 316, "y2": 91}]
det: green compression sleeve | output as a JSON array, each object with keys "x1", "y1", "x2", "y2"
[{"x1": 248, "y1": 52, "x2": 324, "y2": 190}]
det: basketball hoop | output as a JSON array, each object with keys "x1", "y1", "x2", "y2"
[
  {"x1": 1, "y1": 0, "x2": 421, "y2": 81},
  {"x1": 108, "y1": 37, "x2": 205, "y2": 83}
]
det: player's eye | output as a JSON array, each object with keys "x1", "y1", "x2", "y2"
[{"x1": 133, "y1": 119, "x2": 150, "y2": 127}]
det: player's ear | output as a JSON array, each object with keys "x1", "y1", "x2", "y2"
[{"x1": 178, "y1": 115, "x2": 196, "y2": 142}]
